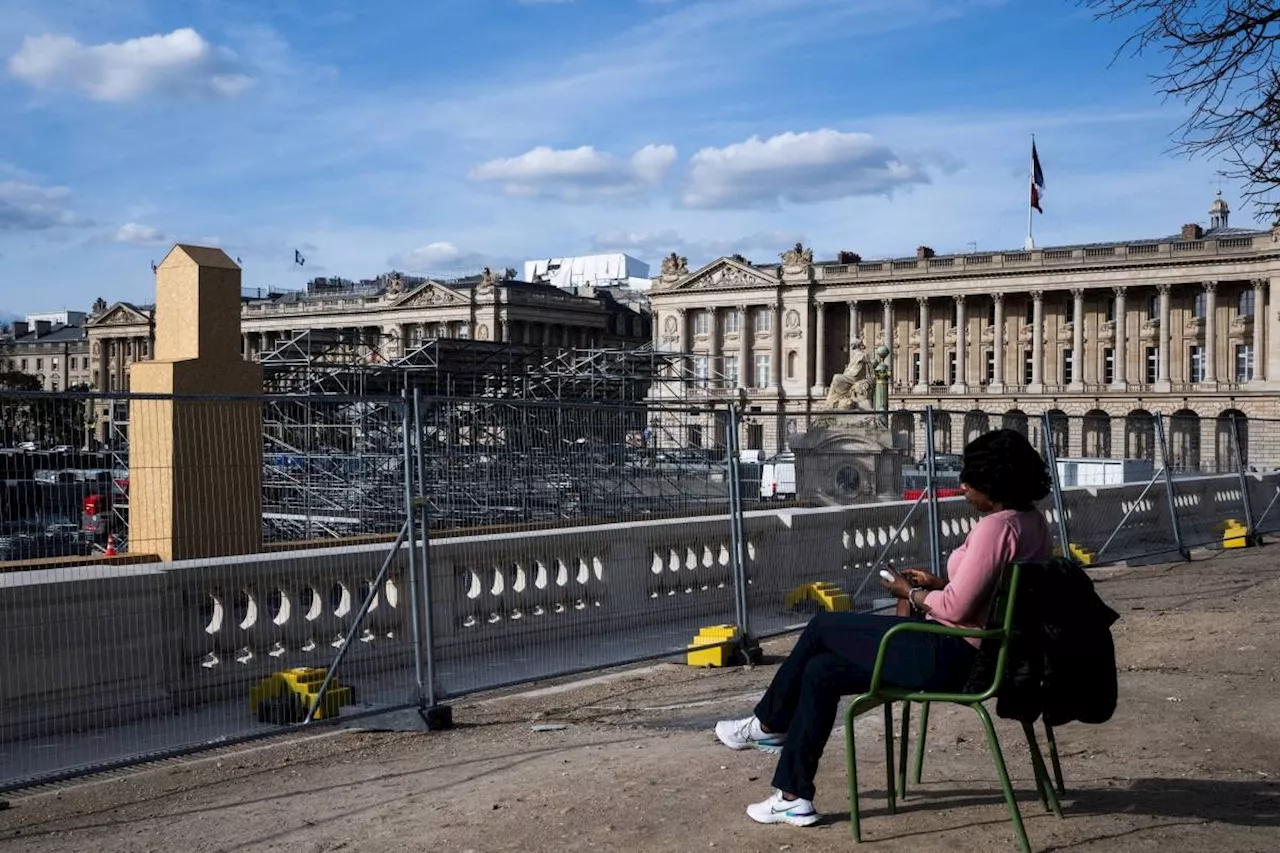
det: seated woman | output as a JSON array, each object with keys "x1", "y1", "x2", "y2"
[{"x1": 714, "y1": 428, "x2": 1053, "y2": 827}]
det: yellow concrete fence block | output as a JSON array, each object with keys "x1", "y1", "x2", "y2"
[
  {"x1": 785, "y1": 582, "x2": 852, "y2": 613},
  {"x1": 687, "y1": 625, "x2": 739, "y2": 667},
  {"x1": 249, "y1": 667, "x2": 353, "y2": 723},
  {"x1": 1052, "y1": 543, "x2": 1095, "y2": 565},
  {"x1": 1223, "y1": 519, "x2": 1250, "y2": 549}
]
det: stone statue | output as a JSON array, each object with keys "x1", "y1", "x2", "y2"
[
  {"x1": 873, "y1": 344, "x2": 891, "y2": 426},
  {"x1": 661, "y1": 252, "x2": 688, "y2": 277},
  {"x1": 385, "y1": 273, "x2": 405, "y2": 295},
  {"x1": 780, "y1": 242, "x2": 814, "y2": 267},
  {"x1": 825, "y1": 341, "x2": 872, "y2": 410},
  {"x1": 90, "y1": 297, "x2": 108, "y2": 317}
]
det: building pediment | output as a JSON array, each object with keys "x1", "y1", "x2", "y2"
[
  {"x1": 671, "y1": 258, "x2": 778, "y2": 291},
  {"x1": 89, "y1": 303, "x2": 151, "y2": 327},
  {"x1": 393, "y1": 281, "x2": 471, "y2": 309}
]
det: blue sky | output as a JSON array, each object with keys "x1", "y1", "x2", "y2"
[{"x1": 0, "y1": 0, "x2": 1248, "y2": 316}]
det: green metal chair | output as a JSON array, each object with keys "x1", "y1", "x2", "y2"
[
  {"x1": 898, "y1": 702, "x2": 1066, "y2": 801},
  {"x1": 843, "y1": 563, "x2": 1061, "y2": 853}
]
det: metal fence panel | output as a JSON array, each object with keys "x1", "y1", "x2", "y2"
[{"x1": 415, "y1": 398, "x2": 741, "y2": 698}]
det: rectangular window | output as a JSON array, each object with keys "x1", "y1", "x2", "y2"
[
  {"x1": 1103, "y1": 347, "x2": 1115, "y2": 384},
  {"x1": 1236, "y1": 344, "x2": 1254, "y2": 382},
  {"x1": 754, "y1": 311, "x2": 771, "y2": 333},
  {"x1": 912, "y1": 352, "x2": 921, "y2": 385},
  {"x1": 51, "y1": 357, "x2": 59, "y2": 369},
  {"x1": 693, "y1": 355, "x2": 709, "y2": 388},
  {"x1": 724, "y1": 311, "x2": 741, "y2": 334},
  {"x1": 1024, "y1": 300, "x2": 1035, "y2": 325},
  {"x1": 754, "y1": 354, "x2": 771, "y2": 388},
  {"x1": 1023, "y1": 349, "x2": 1034, "y2": 385},
  {"x1": 723, "y1": 355, "x2": 739, "y2": 387},
  {"x1": 458, "y1": 323, "x2": 471, "y2": 339},
  {"x1": 1061, "y1": 349, "x2": 1073, "y2": 385},
  {"x1": 20, "y1": 358, "x2": 28, "y2": 372},
  {"x1": 693, "y1": 311, "x2": 710, "y2": 336},
  {"x1": 948, "y1": 352, "x2": 957, "y2": 385},
  {"x1": 1240, "y1": 289, "x2": 1256, "y2": 317},
  {"x1": 1146, "y1": 347, "x2": 1159, "y2": 384},
  {"x1": 1192, "y1": 292, "x2": 1206, "y2": 319},
  {"x1": 1147, "y1": 293, "x2": 1159, "y2": 319},
  {"x1": 985, "y1": 349, "x2": 995, "y2": 382},
  {"x1": 687, "y1": 424, "x2": 703, "y2": 448},
  {"x1": 69, "y1": 356, "x2": 76, "y2": 370},
  {"x1": 35, "y1": 358, "x2": 42, "y2": 371},
  {"x1": 1188, "y1": 345, "x2": 1205, "y2": 382}
]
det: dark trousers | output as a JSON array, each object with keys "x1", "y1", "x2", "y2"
[{"x1": 753, "y1": 611, "x2": 977, "y2": 801}]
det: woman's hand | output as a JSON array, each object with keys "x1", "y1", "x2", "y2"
[
  {"x1": 902, "y1": 568, "x2": 947, "y2": 591},
  {"x1": 878, "y1": 565, "x2": 912, "y2": 600}
]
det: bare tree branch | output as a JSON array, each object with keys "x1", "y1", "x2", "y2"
[{"x1": 1085, "y1": 1, "x2": 1280, "y2": 217}]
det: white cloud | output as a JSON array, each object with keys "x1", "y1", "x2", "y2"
[
  {"x1": 112, "y1": 222, "x2": 167, "y2": 245},
  {"x1": 0, "y1": 180, "x2": 83, "y2": 230},
  {"x1": 681, "y1": 129, "x2": 933, "y2": 209},
  {"x1": 388, "y1": 241, "x2": 516, "y2": 275},
  {"x1": 7, "y1": 28, "x2": 254, "y2": 101},
  {"x1": 470, "y1": 143, "x2": 676, "y2": 201}
]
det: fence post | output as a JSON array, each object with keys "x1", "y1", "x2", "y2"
[
  {"x1": 400, "y1": 393, "x2": 426, "y2": 704},
  {"x1": 1154, "y1": 412, "x2": 1190, "y2": 560},
  {"x1": 412, "y1": 388, "x2": 451, "y2": 728},
  {"x1": 923, "y1": 406, "x2": 942, "y2": 578},
  {"x1": 724, "y1": 402, "x2": 760, "y2": 663},
  {"x1": 1230, "y1": 414, "x2": 1260, "y2": 547},
  {"x1": 1039, "y1": 412, "x2": 1072, "y2": 559}
]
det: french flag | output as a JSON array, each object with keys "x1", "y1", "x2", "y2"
[{"x1": 1030, "y1": 141, "x2": 1045, "y2": 214}]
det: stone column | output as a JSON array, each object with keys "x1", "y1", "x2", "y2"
[
  {"x1": 1253, "y1": 278, "x2": 1268, "y2": 382},
  {"x1": 708, "y1": 307, "x2": 721, "y2": 385},
  {"x1": 812, "y1": 301, "x2": 827, "y2": 394},
  {"x1": 991, "y1": 293, "x2": 1005, "y2": 390},
  {"x1": 1112, "y1": 287, "x2": 1127, "y2": 387},
  {"x1": 771, "y1": 302, "x2": 783, "y2": 391},
  {"x1": 1030, "y1": 291, "x2": 1044, "y2": 389},
  {"x1": 1157, "y1": 283, "x2": 1172, "y2": 388},
  {"x1": 129, "y1": 246, "x2": 262, "y2": 561},
  {"x1": 914, "y1": 296, "x2": 930, "y2": 392},
  {"x1": 739, "y1": 304, "x2": 751, "y2": 389},
  {"x1": 1203, "y1": 281, "x2": 1217, "y2": 383},
  {"x1": 97, "y1": 338, "x2": 108, "y2": 391},
  {"x1": 952, "y1": 294, "x2": 966, "y2": 391},
  {"x1": 848, "y1": 300, "x2": 860, "y2": 350},
  {"x1": 1070, "y1": 287, "x2": 1085, "y2": 389}
]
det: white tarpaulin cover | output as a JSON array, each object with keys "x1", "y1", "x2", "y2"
[{"x1": 523, "y1": 254, "x2": 650, "y2": 289}]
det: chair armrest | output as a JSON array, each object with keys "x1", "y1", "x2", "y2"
[{"x1": 867, "y1": 620, "x2": 1002, "y2": 693}]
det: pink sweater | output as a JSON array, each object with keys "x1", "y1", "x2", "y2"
[{"x1": 922, "y1": 509, "x2": 1053, "y2": 647}]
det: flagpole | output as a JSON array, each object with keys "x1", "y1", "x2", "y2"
[{"x1": 1025, "y1": 133, "x2": 1035, "y2": 250}]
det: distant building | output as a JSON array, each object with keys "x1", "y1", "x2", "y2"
[
  {"x1": 524, "y1": 254, "x2": 651, "y2": 290},
  {"x1": 0, "y1": 316, "x2": 91, "y2": 391}
]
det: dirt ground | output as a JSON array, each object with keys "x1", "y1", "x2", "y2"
[{"x1": 1, "y1": 549, "x2": 1278, "y2": 853}]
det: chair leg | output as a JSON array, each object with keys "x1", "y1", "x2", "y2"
[
  {"x1": 973, "y1": 703, "x2": 1032, "y2": 853},
  {"x1": 883, "y1": 703, "x2": 897, "y2": 815},
  {"x1": 1044, "y1": 723, "x2": 1065, "y2": 796},
  {"x1": 845, "y1": 705, "x2": 862, "y2": 842},
  {"x1": 1021, "y1": 721, "x2": 1062, "y2": 818},
  {"x1": 912, "y1": 701, "x2": 931, "y2": 785},
  {"x1": 897, "y1": 701, "x2": 911, "y2": 800}
]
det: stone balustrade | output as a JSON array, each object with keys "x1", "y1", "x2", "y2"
[{"x1": 3, "y1": 471, "x2": 1278, "y2": 745}]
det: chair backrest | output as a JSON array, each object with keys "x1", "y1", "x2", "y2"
[{"x1": 961, "y1": 562, "x2": 1023, "y2": 701}]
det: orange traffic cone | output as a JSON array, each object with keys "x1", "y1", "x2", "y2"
[{"x1": 105, "y1": 534, "x2": 117, "y2": 556}]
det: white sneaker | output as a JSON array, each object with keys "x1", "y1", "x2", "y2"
[
  {"x1": 746, "y1": 790, "x2": 821, "y2": 827},
  {"x1": 715, "y1": 716, "x2": 785, "y2": 753}
]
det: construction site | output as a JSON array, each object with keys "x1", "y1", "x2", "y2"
[{"x1": 95, "y1": 328, "x2": 744, "y2": 546}]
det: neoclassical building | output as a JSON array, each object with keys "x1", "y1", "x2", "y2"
[{"x1": 648, "y1": 196, "x2": 1280, "y2": 469}]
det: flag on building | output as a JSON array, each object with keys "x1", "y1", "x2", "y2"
[{"x1": 1030, "y1": 141, "x2": 1045, "y2": 214}]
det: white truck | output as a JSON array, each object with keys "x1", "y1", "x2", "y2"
[
  {"x1": 759, "y1": 453, "x2": 797, "y2": 500},
  {"x1": 1055, "y1": 457, "x2": 1155, "y2": 488}
]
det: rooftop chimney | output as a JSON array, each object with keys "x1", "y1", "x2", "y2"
[
  {"x1": 33, "y1": 320, "x2": 52, "y2": 338},
  {"x1": 1180, "y1": 223, "x2": 1204, "y2": 241},
  {"x1": 837, "y1": 250, "x2": 861, "y2": 264},
  {"x1": 12, "y1": 321, "x2": 29, "y2": 338},
  {"x1": 916, "y1": 246, "x2": 935, "y2": 259}
]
